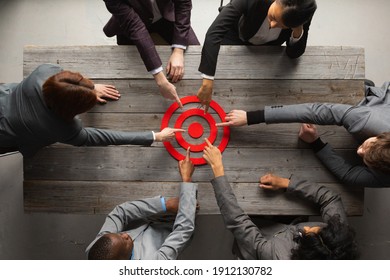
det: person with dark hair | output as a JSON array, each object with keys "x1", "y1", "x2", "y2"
[
  {"x1": 202, "y1": 139, "x2": 359, "y2": 260},
  {"x1": 215, "y1": 81, "x2": 390, "y2": 187},
  {"x1": 103, "y1": 0, "x2": 200, "y2": 108},
  {"x1": 197, "y1": 0, "x2": 317, "y2": 112},
  {"x1": 0, "y1": 63, "x2": 183, "y2": 157},
  {"x1": 86, "y1": 148, "x2": 197, "y2": 260}
]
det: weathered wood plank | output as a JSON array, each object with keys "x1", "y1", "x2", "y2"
[
  {"x1": 83, "y1": 79, "x2": 364, "y2": 113},
  {"x1": 23, "y1": 181, "x2": 363, "y2": 216},
  {"x1": 23, "y1": 45, "x2": 365, "y2": 80},
  {"x1": 24, "y1": 146, "x2": 362, "y2": 183}
]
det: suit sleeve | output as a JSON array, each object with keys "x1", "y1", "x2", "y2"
[
  {"x1": 198, "y1": 2, "x2": 245, "y2": 76},
  {"x1": 285, "y1": 17, "x2": 312, "y2": 59},
  {"x1": 63, "y1": 127, "x2": 154, "y2": 147},
  {"x1": 103, "y1": 0, "x2": 162, "y2": 71},
  {"x1": 172, "y1": 0, "x2": 193, "y2": 46},
  {"x1": 211, "y1": 175, "x2": 268, "y2": 260},
  {"x1": 315, "y1": 144, "x2": 390, "y2": 188},
  {"x1": 287, "y1": 176, "x2": 348, "y2": 224},
  {"x1": 86, "y1": 196, "x2": 165, "y2": 253},
  {"x1": 264, "y1": 103, "x2": 352, "y2": 126},
  {"x1": 156, "y1": 182, "x2": 198, "y2": 260}
]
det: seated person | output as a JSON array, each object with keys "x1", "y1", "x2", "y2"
[
  {"x1": 215, "y1": 81, "x2": 390, "y2": 187},
  {"x1": 0, "y1": 63, "x2": 182, "y2": 157},
  {"x1": 298, "y1": 123, "x2": 390, "y2": 188},
  {"x1": 202, "y1": 138, "x2": 359, "y2": 259},
  {"x1": 103, "y1": 0, "x2": 200, "y2": 107},
  {"x1": 197, "y1": 0, "x2": 317, "y2": 112},
  {"x1": 86, "y1": 148, "x2": 198, "y2": 260}
]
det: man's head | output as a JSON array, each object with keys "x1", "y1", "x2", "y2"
[
  {"x1": 43, "y1": 70, "x2": 98, "y2": 121},
  {"x1": 268, "y1": 0, "x2": 317, "y2": 29},
  {"x1": 88, "y1": 232, "x2": 134, "y2": 260},
  {"x1": 357, "y1": 132, "x2": 390, "y2": 173},
  {"x1": 291, "y1": 215, "x2": 359, "y2": 259}
]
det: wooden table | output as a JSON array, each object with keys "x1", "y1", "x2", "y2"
[{"x1": 23, "y1": 45, "x2": 365, "y2": 215}]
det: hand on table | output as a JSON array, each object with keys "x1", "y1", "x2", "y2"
[
  {"x1": 166, "y1": 48, "x2": 184, "y2": 83},
  {"x1": 259, "y1": 173, "x2": 290, "y2": 190},
  {"x1": 94, "y1": 84, "x2": 120, "y2": 103},
  {"x1": 298, "y1": 123, "x2": 319, "y2": 143}
]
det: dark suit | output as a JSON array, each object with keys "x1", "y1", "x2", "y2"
[
  {"x1": 199, "y1": 0, "x2": 313, "y2": 76},
  {"x1": 103, "y1": 0, "x2": 199, "y2": 72}
]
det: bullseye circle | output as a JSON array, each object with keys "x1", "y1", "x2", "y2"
[
  {"x1": 161, "y1": 96, "x2": 230, "y2": 165},
  {"x1": 188, "y1": 122, "x2": 203, "y2": 139},
  {"x1": 174, "y1": 108, "x2": 217, "y2": 152}
]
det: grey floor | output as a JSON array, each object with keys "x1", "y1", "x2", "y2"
[{"x1": 1, "y1": 0, "x2": 390, "y2": 260}]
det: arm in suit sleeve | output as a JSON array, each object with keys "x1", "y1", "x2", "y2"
[
  {"x1": 264, "y1": 103, "x2": 352, "y2": 126},
  {"x1": 287, "y1": 176, "x2": 348, "y2": 224},
  {"x1": 211, "y1": 175, "x2": 268, "y2": 260},
  {"x1": 156, "y1": 182, "x2": 198, "y2": 260},
  {"x1": 103, "y1": 0, "x2": 162, "y2": 71},
  {"x1": 86, "y1": 196, "x2": 166, "y2": 253},
  {"x1": 285, "y1": 18, "x2": 312, "y2": 59},
  {"x1": 198, "y1": 2, "x2": 245, "y2": 76},
  {"x1": 315, "y1": 144, "x2": 389, "y2": 188},
  {"x1": 64, "y1": 127, "x2": 154, "y2": 147},
  {"x1": 172, "y1": 0, "x2": 193, "y2": 46}
]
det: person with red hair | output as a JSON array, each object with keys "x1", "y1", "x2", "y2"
[{"x1": 0, "y1": 63, "x2": 182, "y2": 157}]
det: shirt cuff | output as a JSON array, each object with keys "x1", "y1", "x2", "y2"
[
  {"x1": 160, "y1": 197, "x2": 167, "y2": 212},
  {"x1": 309, "y1": 137, "x2": 327, "y2": 153},
  {"x1": 149, "y1": 66, "x2": 163, "y2": 75},
  {"x1": 172, "y1": 44, "x2": 187, "y2": 50},
  {"x1": 289, "y1": 29, "x2": 304, "y2": 45},
  {"x1": 152, "y1": 131, "x2": 156, "y2": 141},
  {"x1": 247, "y1": 110, "x2": 265, "y2": 125},
  {"x1": 201, "y1": 73, "x2": 215, "y2": 80}
]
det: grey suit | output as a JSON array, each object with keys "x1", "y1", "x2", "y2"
[
  {"x1": 211, "y1": 175, "x2": 347, "y2": 259},
  {"x1": 0, "y1": 64, "x2": 154, "y2": 157},
  {"x1": 265, "y1": 82, "x2": 390, "y2": 142},
  {"x1": 86, "y1": 182, "x2": 197, "y2": 260}
]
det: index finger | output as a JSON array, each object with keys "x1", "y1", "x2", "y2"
[
  {"x1": 176, "y1": 96, "x2": 183, "y2": 109},
  {"x1": 204, "y1": 138, "x2": 212, "y2": 147},
  {"x1": 216, "y1": 122, "x2": 231, "y2": 127},
  {"x1": 171, "y1": 128, "x2": 185, "y2": 133},
  {"x1": 204, "y1": 102, "x2": 210, "y2": 114},
  {"x1": 185, "y1": 147, "x2": 191, "y2": 160}
]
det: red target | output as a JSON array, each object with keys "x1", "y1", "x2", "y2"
[{"x1": 161, "y1": 96, "x2": 230, "y2": 165}]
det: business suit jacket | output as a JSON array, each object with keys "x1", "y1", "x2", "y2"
[
  {"x1": 211, "y1": 175, "x2": 347, "y2": 259},
  {"x1": 198, "y1": 0, "x2": 313, "y2": 76},
  {"x1": 0, "y1": 64, "x2": 154, "y2": 157},
  {"x1": 86, "y1": 182, "x2": 197, "y2": 259},
  {"x1": 103, "y1": 0, "x2": 198, "y2": 72},
  {"x1": 263, "y1": 82, "x2": 390, "y2": 187}
]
